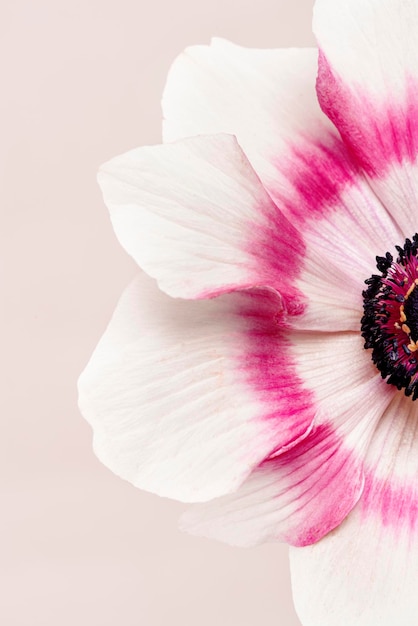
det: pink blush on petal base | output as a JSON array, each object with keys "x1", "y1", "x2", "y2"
[
  {"x1": 237, "y1": 288, "x2": 316, "y2": 455},
  {"x1": 280, "y1": 132, "x2": 360, "y2": 225},
  {"x1": 361, "y1": 471, "x2": 418, "y2": 534}
]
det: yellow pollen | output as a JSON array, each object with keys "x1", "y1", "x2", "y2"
[
  {"x1": 408, "y1": 342, "x2": 418, "y2": 352},
  {"x1": 402, "y1": 324, "x2": 411, "y2": 335},
  {"x1": 406, "y1": 283, "x2": 416, "y2": 299},
  {"x1": 400, "y1": 306, "x2": 407, "y2": 323}
]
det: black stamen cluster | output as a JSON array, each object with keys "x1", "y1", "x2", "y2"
[{"x1": 361, "y1": 235, "x2": 418, "y2": 400}]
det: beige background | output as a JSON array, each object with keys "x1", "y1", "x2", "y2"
[{"x1": 2, "y1": 0, "x2": 315, "y2": 624}]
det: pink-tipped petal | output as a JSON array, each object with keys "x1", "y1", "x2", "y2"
[
  {"x1": 78, "y1": 273, "x2": 317, "y2": 503},
  {"x1": 180, "y1": 333, "x2": 394, "y2": 546},
  {"x1": 98, "y1": 133, "x2": 304, "y2": 313},
  {"x1": 290, "y1": 391, "x2": 418, "y2": 625},
  {"x1": 314, "y1": 0, "x2": 418, "y2": 235}
]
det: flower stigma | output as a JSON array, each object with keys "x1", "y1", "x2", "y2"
[{"x1": 362, "y1": 234, "x2": 418, "y2": 399}]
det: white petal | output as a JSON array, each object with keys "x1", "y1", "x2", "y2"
[
  {"x1": 163, "y1": 41, "x2": 332, "y2": 212},
  {"x1": 78, "y1": 273, "x2": 317, "y2": 503},
  {"x1": 180, "y1": 333, "x2": 394, "y2": 545},
  {"x1": 98, "y1": 133, "x2": 304, "y2": 312},
  {"x1": 314, "y1": 0, "x2": 418, "y2": 99},
  {"x1": 314, "y1": 0, "x2": 418, "y2": 235},
  {"x1": 162, "y1": 39, "x2": 401, "y2": 331},
  {"x1": 290, "y1": 392, "x2": 418, "y2": 625}
]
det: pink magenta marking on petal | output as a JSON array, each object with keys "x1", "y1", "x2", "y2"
[
  {"x1": 260, "y1": 423, "x2": 363, "y2": 546},
  {"x1": 197, "y1": 135, "x2": 358, "y2": 311},
  {"x1": 317, "y1": 50, "x2": 418, "y2": 177},
  {"x1": 281, "y1": 132, "x2": 359, "y2": 224},
  {"x1": 196, "y1": 196, "x2": 308, "y2": 316},
  {"x1": 247, "y1": 198, "x2": 307, "y2": 315},
  {"x1": 220, "y1": 288, "x2": 315, "y2": 460},
  {"x1": 361, "y1": 471, "x2": 418, "y2": 532}
]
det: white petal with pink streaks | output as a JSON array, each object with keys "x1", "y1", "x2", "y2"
[
  {"x1": 285, "y1": 138, "x2": 401, "y2": 331},
  {"x1": 78, "y1": 273, "x2": 317, "y2": 503},
  {"x1": 290, "y1": 392, "x2": 418, "y2": 625},
  {"x1": 314, "y1": 0, "x2": 418, "y2": 235},
  {"x1": 162, "y1": 39, "x2": 401, "y2": 330},
  {"x1": 180, "y1": 334, "x2": 394, "y2": 546},
  {"x1": 98, "y1": 133, "x2": 304, "y2": 313},
  {"x1": 99, "y1": 109, "x2": 400, "y2": 333},
  {"x1": 163, "y1": 41, "x2": 332, "y2": 214}
]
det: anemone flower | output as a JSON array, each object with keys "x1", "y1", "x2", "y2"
[{"x1": 78, "y1": 0, "x2": 418, "y2": 623}]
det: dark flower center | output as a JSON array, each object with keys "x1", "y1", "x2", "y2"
[{"x1": 362, "y1": 234, "x2": 418, "y2": 400}]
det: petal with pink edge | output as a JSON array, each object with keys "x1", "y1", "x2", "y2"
[
  {"x1": 290, "y1": 392, "x2": 418, "y2": 625},
  {"x1": 314, "y1": 0, "x2": 418, "y2": 236},
  {"x1": 98, "y1": 133, "x2": 305, "y2": 314},
  {"x1": 78, "y1": 273, "x2": 317, "y2": 503},
  {"x1": 180, "y1": 334, "x2": 394, "y2": 546}
]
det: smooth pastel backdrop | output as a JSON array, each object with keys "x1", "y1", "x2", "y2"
[{"x1": 2, "y1": 0, "x2": 315, "y2": 623}]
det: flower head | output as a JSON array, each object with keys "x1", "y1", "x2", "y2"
[{"x1": 78, "y1": 0, "x2": 418, "y2": 624}]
